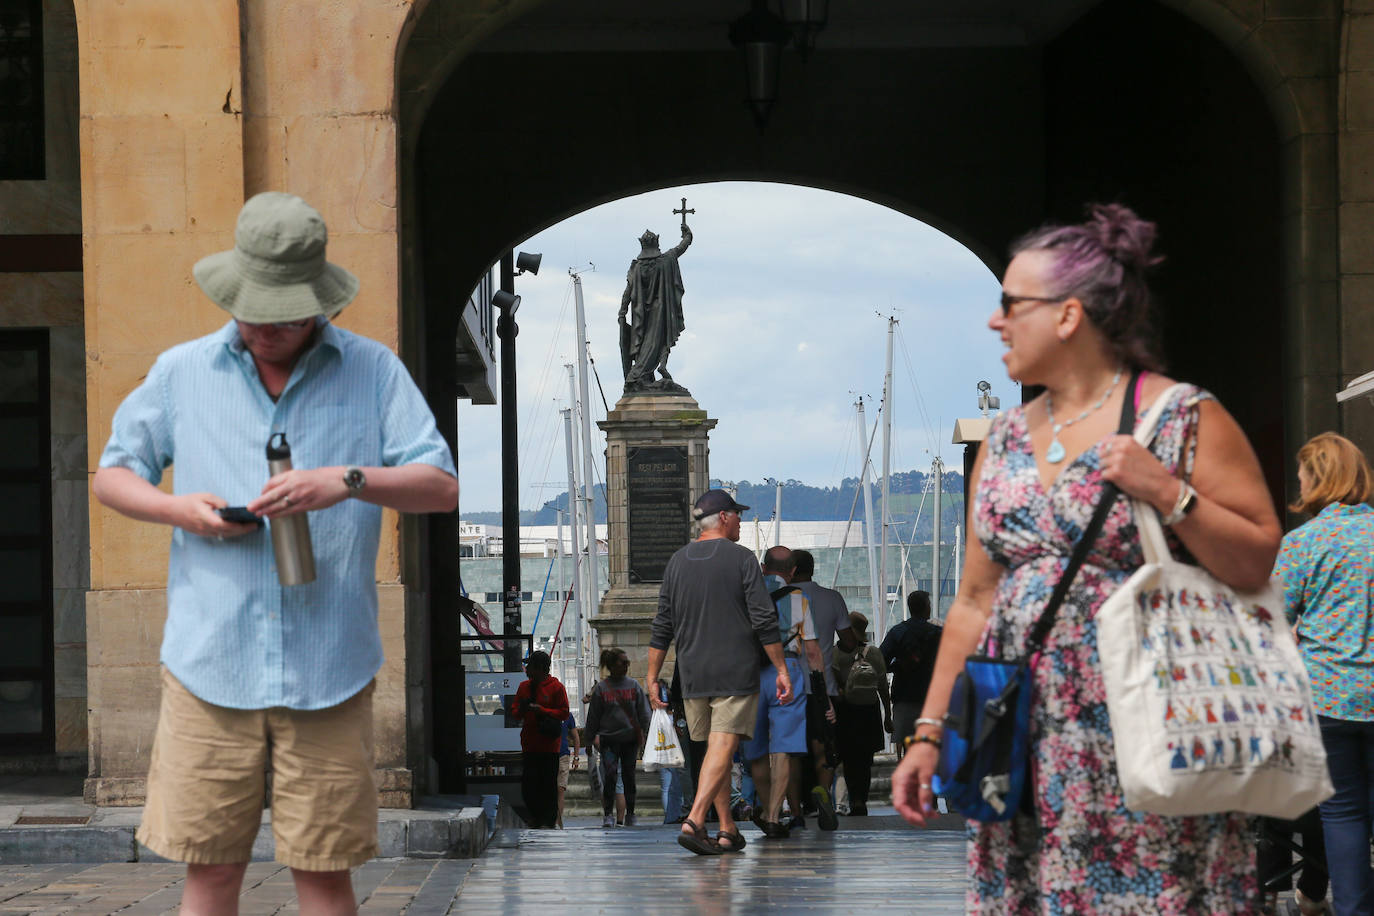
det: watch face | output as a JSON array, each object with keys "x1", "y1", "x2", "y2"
[{"x1": 345, "y1": 468, "x2": 365, "y2": 490}]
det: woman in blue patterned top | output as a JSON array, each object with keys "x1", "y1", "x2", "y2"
[{"x1": 1274, "y1": 432, "x2": 1374, "y2": 916}]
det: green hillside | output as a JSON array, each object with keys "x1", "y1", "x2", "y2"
[{"x1": 462, "y1": 468, "x2": 967, "y2": 542}]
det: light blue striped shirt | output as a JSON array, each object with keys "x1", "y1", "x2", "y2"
[{"x1": 99, "y1": 320, "x2": 456, "y2": 710}]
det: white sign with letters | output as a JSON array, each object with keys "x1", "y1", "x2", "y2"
[{"x1": 465, "y1": 671, "x2": 524, "y2": 753}]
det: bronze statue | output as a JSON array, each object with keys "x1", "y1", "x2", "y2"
[{"x1": 619, "y1": 198, "x2": 694, "y2": 395}]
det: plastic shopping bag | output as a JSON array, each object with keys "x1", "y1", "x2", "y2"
[{"x1": 642, "y1": 708, "x2": 685, "y2": 771}]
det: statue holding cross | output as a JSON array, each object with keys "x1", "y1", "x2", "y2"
[{"x1": 618, "y1": 198, "x2": 694, "y2": 396}]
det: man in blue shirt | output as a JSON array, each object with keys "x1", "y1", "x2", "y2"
[
  {"x1": 743, "y1": 546, "x2": 835, "y2": 837},
  {"x1": 92, "y1": 192, "x2": 457, "y2": 915}
]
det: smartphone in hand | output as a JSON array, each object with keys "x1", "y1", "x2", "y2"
[{"x1": 216, "y1": 506, "x2": 264, "y2": 527}]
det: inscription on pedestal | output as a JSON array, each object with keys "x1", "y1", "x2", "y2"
[{"x1": 626, "y1": 446, "x2": 689, "y2": 583}]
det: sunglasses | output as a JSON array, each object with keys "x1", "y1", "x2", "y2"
[{"x1": 999, "y1": 293, "x2": 1063, "y2": 317}]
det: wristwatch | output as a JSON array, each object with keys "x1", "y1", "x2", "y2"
[
  {"x1": 1162, "y1": 481, "x2": 1198, "y2": 526},
  {"x1": 343, "y1": 466, "x2": 367, "y2": 497}
]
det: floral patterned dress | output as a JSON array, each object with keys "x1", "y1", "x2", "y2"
[{"x1": 967, "y1": 383, "x2": 1258, "y2": 915}]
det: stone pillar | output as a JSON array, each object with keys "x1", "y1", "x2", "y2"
[{"x1": 591, "y1": 394, "x2": 716, "y2": 683}]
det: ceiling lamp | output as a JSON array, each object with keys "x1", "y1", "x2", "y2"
[{"x1": 729, "y1": 0, "x2": 791, "y2": 129}]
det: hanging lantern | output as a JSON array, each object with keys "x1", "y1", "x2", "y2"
[{"x1": 729, "y1": 0, "x2": 790, "y2": 128}]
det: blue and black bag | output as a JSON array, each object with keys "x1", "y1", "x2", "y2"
[
  {"x1": 934, "y1": 655, "x2": 1034, "y2": 821},
  {"x1": 933, "y1": 369, "x2": 1140, "y2": 822}
]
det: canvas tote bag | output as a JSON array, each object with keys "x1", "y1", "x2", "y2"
[{"x1": 1097, "y1": 385, "x2": 1333, "y2": 818}]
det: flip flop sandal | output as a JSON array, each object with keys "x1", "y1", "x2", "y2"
[
  {"x1": 716, "y1": 829, "x2": 746, "y2": 853},
  {"x1": 676, "y1": 818, "x2": 722, "y2": 856}
]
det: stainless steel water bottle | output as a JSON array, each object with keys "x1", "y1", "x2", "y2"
[{"x1": 267, "y1": 432, "x2": 316, "y2": 586}]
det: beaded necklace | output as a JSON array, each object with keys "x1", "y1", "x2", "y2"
[{"x1": 1043, "y1": 367, "x2": 1123, "y2": 463}]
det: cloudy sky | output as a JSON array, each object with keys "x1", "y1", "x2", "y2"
[{"x1": 456, "y1": 181, "x2": 1013, "y2": 513}]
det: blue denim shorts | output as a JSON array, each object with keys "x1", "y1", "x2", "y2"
[{"x1": 741, "y1": 657, "x2": 808, "y2": 760}]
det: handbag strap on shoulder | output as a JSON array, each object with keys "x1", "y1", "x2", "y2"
[{"x1": 1024, "y1": 368, "x2": 1142, "y2": 656}]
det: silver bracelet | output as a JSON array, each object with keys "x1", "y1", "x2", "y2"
[{"x1": 914, "y1": 717, "x2": 944, "y2": 730}]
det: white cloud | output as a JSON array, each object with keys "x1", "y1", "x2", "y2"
[{"x1": 457, "y1": 181, "x2": 1009, "y2": 512}]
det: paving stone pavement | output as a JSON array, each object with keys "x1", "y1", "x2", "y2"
[{"x1": 0, "y1": 814, "x2": 970, "y2": 914}]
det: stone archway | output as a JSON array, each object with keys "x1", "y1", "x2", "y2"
[{"x1": 395, "y1": 0, "x2": 1344, "y2": 793}]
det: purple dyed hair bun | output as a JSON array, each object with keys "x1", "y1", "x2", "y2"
[
  {"x1": 1083, "y1": 203, "x2": 1163, "y2": 272},
  {"x1": 1010, "y1": 202, "x2": 1167, "y2": 372}
]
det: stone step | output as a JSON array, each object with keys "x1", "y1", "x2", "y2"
[{"x1": 0, "y1": 796, "x2": 514, "y2": 865}]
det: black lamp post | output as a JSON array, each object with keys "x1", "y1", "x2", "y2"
[
  {"x1": 493, "y1": 250, "x2": 541, "y2": 672},
  {"x1": 729, "y1": 0, "x2": 790, "y2": 129}
]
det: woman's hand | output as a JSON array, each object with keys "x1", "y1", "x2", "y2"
[
  {"x1": 1099, "y1": 435, "x2": 1178, "y2": 513},
  {"x1": 892, "y1": 742, "x2": 939, "y2": 827},
  {"x1": 1103, "y1": 396, "x2": 1281, "y2": 592}
]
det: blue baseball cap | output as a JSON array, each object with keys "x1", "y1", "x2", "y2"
[{"x1": 692, "y1": 488, "x2": 749, "y2": 520}]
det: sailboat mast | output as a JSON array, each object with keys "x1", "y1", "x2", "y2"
[
  {"x1": 572, "y1": 275, "x2": 600, "y2": 673},
  {"x1": 879, "y1": 316, "x2": 896, "y2": 636},
  {"x1": 563, "y1": 367, "x2": 586, "y2": 693},
  {"x1": 931, "y1": 455, "x2": 944, "y2": 620},
  {"x1": 858, "y1": 399, "x2": 881, "y2": 623},
  {"x1": 555, "y1": 504, "x2": 566, "y2": 674},
  {"x1": 954, "y1": 521, "x2": 962, "y2": 598},
  {"x1": 772, "y1": 480, "x2": 782, "y2": 548}
]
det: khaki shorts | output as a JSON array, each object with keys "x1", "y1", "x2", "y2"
[
  {"x1": 136, "y1": 668, "x2": 377, "y2": 872},
  {"x1": 684, "y1": 693, "x2": 759, "y2": 742},
  {"x1": 557, "y1": 754, "x2": 573, "y2": 789}
]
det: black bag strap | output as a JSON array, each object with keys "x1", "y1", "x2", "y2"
[
  {"x1": 1023, "y1": 368, "x2": 1142, "y2": 657},
  {"x1": 769, "y1": 584, "x2": 803, "y2": 650},
  {"x1": 769, "y1": 584, "x2": 800, "y2": 602}
]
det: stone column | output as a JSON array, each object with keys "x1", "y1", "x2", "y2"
[{"x1": 591, "y1": 394, "x2": 716, "y2": 683}]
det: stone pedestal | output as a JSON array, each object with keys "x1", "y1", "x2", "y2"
[{"x1": 590, "y1": 394, "x2": 716, "y2": 682}]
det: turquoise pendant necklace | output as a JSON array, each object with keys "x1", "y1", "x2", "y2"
[{"x1": 1044, "y1": 366, "x2": 1124, "y2": 463}]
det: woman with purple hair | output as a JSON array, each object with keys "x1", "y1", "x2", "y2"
[{"x1": 891, "y1": 203, "x2": 1282, "y2": 913}]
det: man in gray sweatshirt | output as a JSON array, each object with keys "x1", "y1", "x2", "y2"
[{"x1": 647, "y1": 489, "x2": 793, "y2": 855}]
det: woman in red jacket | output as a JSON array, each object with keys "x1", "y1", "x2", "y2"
[{"x1": 510, "y1": 651, "x2": 570, "y2": 829}]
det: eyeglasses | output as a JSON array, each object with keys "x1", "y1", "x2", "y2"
[
  {"x1": 243, "y1": 318, "x2": 315, "y2": 330},
  {"x1": 999, "y1": 293, "x2": 1063, "y2": 317}
]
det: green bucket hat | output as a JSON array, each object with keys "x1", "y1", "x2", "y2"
[{"x1": 192, "y1": 192, "x2": 359, "y2": 323}]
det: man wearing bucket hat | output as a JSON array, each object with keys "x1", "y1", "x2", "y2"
[
  {"x1": 645, "y1": 488, "x2": 793, "y2": 855},
  {"x1": 92, "y1": 192, "x2": 457, "y2": 913}
]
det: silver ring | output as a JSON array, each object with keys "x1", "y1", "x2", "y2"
[
  {"x1": 282, "y1": 496, "x2": 292, "y2": 506},
  {"x1": 919, "y1": 783, "x2": 931, "y2": 790}
]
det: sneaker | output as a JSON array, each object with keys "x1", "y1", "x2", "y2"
[
  {"x1": 623, "y1": 814, "x2": 637, "y2": 827},
  {"x1": 811, "y1": 786, "x2": 838, "y2": 831},
  {"x1": 602, "y1": 814, "x2": 616, "y2": 828}
]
